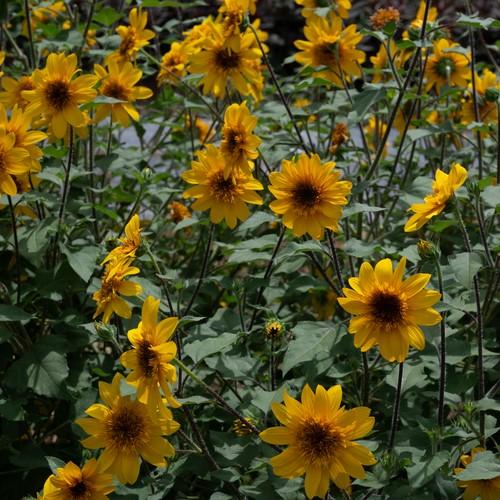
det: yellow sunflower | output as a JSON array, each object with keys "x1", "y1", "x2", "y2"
[
  {"x1": 425, "y1": 39, "x2": 470, "y2": 93},
  {"x1": 296, "y1": 0, "x2": 351, "y2": 20},
  {"x1": 410, "y1": 0, "x2": 438, "y2": 31},
  {"x1": 92, "y1": 257, "x2": 142, "y2": 324},
  {"x1": 76, "y1": 373, "x2": 179, "y2": 485},
  {"x1": 454, "y1": 448, "x2": 500, "y2": 500},
  {"x1": 188, "y1": 19, "x2": 261, "y2": 98},
  {"x1": 94, "y1": 60, "x2": 152, "y2": 127},
  {"x1": 0, "y1": 75, "x2": 36, "y2": 110},
  {"x1": 39, "y1": 458, "x2": 114, "y2": 500},
  {"x1": 218, "y1": 0, "x2": 255, "y2": 50},
  {"x1": 260, "y1": 384, "x2": 376, "y2": 499},
  {"x1": 220, "y1": 101, "x2": 261, "y2": 178},
  {"x1": 22, "y1": 53, "x2": 97, "y2": 139},
  {"x1": 370, "y1": 40, "x2": 402, "y2": 84},
  {"x1": 268, "y1": 153, "x2": 352, "y2": 240},
  {"x1": 25, "y1": 1, "x2": 66, "y2": 35},
  {"x1": 101, "y1": 214, "x2": 141, "y2": 265},
  {"x1": 462, "y1": 69, "x2": 500, "y2": 125},
  {"x1": 157, "y1": 42, "x2": 191, "y2": 86},
  {"x1": 404, "y1": 163, "x2": 468, "y2": 232},
  {"x1": 338, "y1": 256, "x2": 441, "y2": 362},
  {"x1": 109, "y1": 8, "x2": 155, "y2": 64},
  {"x1": 295, "y1": 15, "x2": 365, "y2": 87},
  {"x1": 0, "y1": 128, "x2": 31, "y2": 196},
  {"x1": 120, "y1": 296, "x2": 180, "y2": 412},
  {"x1": 182, "y1": 144, "x2": 263, "y2": 228}
]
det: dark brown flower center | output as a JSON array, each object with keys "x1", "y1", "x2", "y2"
[
  {"x1": 292, "y1": 181, "x2": 321, "y2": 208},
  {"x1": 315, "y1": 43, "x2": 338, "y2": 68},
  {"x1": 210, "y1": 172, "x2": 238, "y2": 202},
  {"x1": 224, "y1": 129, "x2": 244, "y2": 153},
  {"x1": 68, "y1": 481, "x2": 88, "y2": 499},
  {"x1": 298, "y1": 419, "x2": 340, "y2": 462},
  {"x1": 215, "y1": 49, "x2": 240, "y2": 70},
  {"x1": 435, "y1": 57, "x2": 456, "y2": 78},
  {"x1": 137, "y1": 340, "x2": 156, "y2": 378},
  {"x1": 108, "y1": 406, "x2": 145, "y2": 449},
  {"x1": 45, "y1": 80, "x2": 72, "y2": 110},
  {"x1": 370, "y1": 291, "x2": 405, "y2": 324},
  {"x1": 102, "y1": 80, "x2": 129, "y2": 101}
]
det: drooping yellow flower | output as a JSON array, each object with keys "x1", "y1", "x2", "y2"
[
  {"x1": 120, "y1": 296, "x2": 180, "y2": 412},
  {"x1": 193, "y1": 116, "x2": 216, "y2": 144},
  {"x1": 338, "y1": 257, "x2": 441, "y2": 363},
  {"x1": 182, "y1": 144, "x2": 263, "y2": 228},
  {"x1": 0, "y1": 75, "x2": 36, "y2": 109},
  {"x1": 296, "y1": 0, "x2": 351, "y2": 20},
  {"x1": 92, "y1": 257, "x2": 142, "y2": 324},
  {"x1": 76, "y1": 373, "x2": 179, "y2": 485},
  {"x1": 260, "y1": 384, "x2": 376, "y2": 499},
  {"x1": 330, "y1": 122, "x2": 349, "y2": 153},
  {"x1": 0, "y1": 128, "x2": 31, "y2": 196},
  {"x1": 404, "y1": 163, "x2": 468, "y2": 232},
  {"x1": 168, "y1": 201, "x2": 191, "y2": 223},
  {"x1": 295, "y1": 16, "x2": 365, "y2": 87},
  {"x1": 268, "y1": 153, "x2": 352, "y2": 240},
  {"x1": 364, "y1": 115, "x2": 388, "y2": 157},
  {"x1": 94, "y1": 60, "x2": 152, "y2": 127},
  {"x1": 188, "y1": 20, "x2": 261, "y2": 98},
  {"x1": 101, "y1": 214, "x2": 141, "y2": 265},
  {"x1": 39, "y1": 459, "x2": 114, "y2": 500},
  {"x1": 425, "y1": 39, "x2": 470, "y2": 93},
  {"x1": 109, "y1": 8, "x2": 155, "y2": 64},
  {"x1": 370, "y1": 40, "x2": 402, "y2": 83},
  {"x1": 410, "y1": 0, "x2": 438, "y2": 31},
  {"x1": 220, "y1": 101, "x2": 261, "y2": 178},
  {"x1": 22, "y1": 53, "x2": 98, "y2": 139},
  {"x1": 454, "y1": 448, "x2": 500, "y2": 500},
  {"x1": 157, "y1": 42, "x2": 191, "y2": 86},
  {"x1": 462, "y1": 69, "x2": 500, "y2": 125}
]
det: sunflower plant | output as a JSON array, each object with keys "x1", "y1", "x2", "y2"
[{"x1": 0, "y1": 1, "x2": 498, "y2": 499}]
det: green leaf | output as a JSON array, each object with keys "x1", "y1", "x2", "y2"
[
  {"x1": 481, "y1": 185, "x2": 500, "y2": 208},
  {"x1": 456, "y1": 13, "x2": 500, "y2": 29},
  {"x1": 386, "y1": 364, "x2": 428, "y2": 393},
  {"x1": 343, "y1": 203, "x2": 385, "y2": 218},
  {"x1": 94, "y1": 6, "x2": 122, "y2": 26},
  {"x1": 46, "y1": 456, "x2": 66, "y2": 474},
  {"x1": 406, "y1": 451, "x2": 448, "y2": 488},
  {"x1": 61, "y1": 246, "x2": 100, "y2": 282},
  {"x1": 184, "y1": 332, "x2": 237, "y2": 363},
  {"x1": 475, "y1": 397, "x2": 500, "y2": 412},
  {"x1": 448, "y1": 252, "x2": 483, "y2": 288},
  {"x1": 351, "y1": 88, "x2": 386, "y2": 120},
  {"x1": 0, "y1": 305, "x2": 32, "y2": 323},
  {"x1": 0, "y1": 399, "x2": 25, "y2": 421},
  {"x1": 454, "y1": 451, "x2": 500, "y2": 481}
]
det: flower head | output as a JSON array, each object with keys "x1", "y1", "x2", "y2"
[
  {"x1": 22, "y1": 53, "x2": 97, "y2": 139},
  {"x1": 220, "y1": 101, "x2": 261, "y2": 178},
  {"x1": 157, "y1": 42, "x2": 191, "y2": 85},
  {"x1": 76, "y1": 373, "x2": 179, "y2": 485},
  {"x1": 264, "y1": 320, "x2": 285, "y2": 339},
  {"x1": 232, "y1": 416, "x2": 257, "y2": 436},
  {"x1": 92, "y1": 258, "x2": 142, "y2": 324},
  {"x1": 101, "y1": 214, "x2": 141, "y2": 265},
  {"x1": 182, "y1": 144, "x2": 263, "y2": 228},
  {"x1": 462, "y1": 69, "x2": 500, "y2": 125},
  {"x1": 260, "y1": 384, "x2": 376, "y2": 499},
  {"x1": 0, "y1": 75, "x2": 36, "y2": 109},
  {"x1": 120, "y1": 296, "x2": 180, "y2": 412},
  {"x1": 404, "y1": 163, "x2": 468, "y2": 232},
  {"x1": 410, "y1": 0, "x2": 438, "y2": 31},
  {"x1": 0, "y1": 128, "x2": 31, "y2": 196},
  {"x1": 268, "y1": 153, "x2": 352, "y2": 239},
  {"x1": 338, "y1": 257, "x2": 441, "y2": 362},
  {"x1": 40, "y1": 459, "x2": 114, "y2": 500},
  {"x1": 330, "y1": 122, "x2": 349, "y2": 153},
  {"x1": 370, "y1": 7, "x2": 400, "y2": 30},
  {"x1": 168, "y1": 201, "x2": 191, "y2": 223}
]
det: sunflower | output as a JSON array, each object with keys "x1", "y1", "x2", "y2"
[
  {"x1": 410, "y1": 0, "x2": 438, "y2": 31},
  {"x1": 268, "y1": 153, "x2": 352, "y2": 240},
  {"x1": 94, "y1": 60, "x2": 152, "y2": 127},
  {"x1": 425, "y1": 39, "x2": 470, "y2": 93},
  {"x1": 218, "y1": 0, "x2": 255, "y2": 50},
  {"x1": 260, "y1": 384, "x2": 376, "y2": 499},
  {"x1": 338, "y1": 256, "x2": 441, "y2": 362},
  {"x1": 404, "y1": 163, "x2": 468, "y2": 232},
  {"x1": 0, "y1": 75, "x2": 36, "y2": 109},
  {"x1": 157, "y1": 42, "x2": 191, "y2": 86},
  {"x1": 296, "y1": 0, "x2": 351, "y2": 20},
  {"x1": 220, "y1": 101, "x2": 261, "y2": 178},
  {"x1": 120, "y1": 296, "x2": 180, "y2": 412},
  {"x1": 92, "y1": 257, "x2": 142, "y2": 324},
  {"x1": 39, "y1": 458, "x2": 114, "y2": 500},
  {"x1": 101, "y1": 214, "x2": 141, "y2": 265},
  {"x1": 462, "y1": 69, "x2": 500, "y2": 125},
  {"x1": 182, "y1": 144, "x2": 263, "y2": 228},
  {"x1": 0, "y1": 128, "x2": 31, "y2": 196},
  {"x1": 22, "y1": 53, "x2": 97, "y2": 139},
  {"x1": 109, "y1": 8, "x2": 155, "y2": 64},
  {"x1": 0, "y1": 105, "x2": 47, "y2": 174},
  {"x1": 76, "y1": 373, "x2": 179, "y2": 485},
  {"x1": 295, "y1": 15, "x2": 365, "y2": 87},
  {"x1": 454, "y1": 448, "x2": 500, "y2": 500},
  {"x1": 188, "y1": 19, "x2": 261, "y2": 98}
]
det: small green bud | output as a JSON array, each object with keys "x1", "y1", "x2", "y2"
[
  {"x1": 95, "y1": 322, "x2": 117, "y2": 343},
  {"x1": 485, "y1": 87, "x2": 500, "y2": 102}
]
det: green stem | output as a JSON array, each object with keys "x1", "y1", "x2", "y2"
[
  {"x1": 388, "y1": 362, "x2": 404, "y2": 450},
  {"x1": 435, "y1": 257, "x2": 447, "y2": 435},
  {"x1": 7, "y1": 196, "x2": 21, "y2": 305}
]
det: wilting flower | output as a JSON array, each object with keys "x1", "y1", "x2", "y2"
[
  {"x1": 94, "y1": 60, "x2": 152, "y2": 127},
  {"x1": 22, "y1": 53, "x2": 98, "y2": 139},
  {"x1": 168, "y1": 201, "x2": 191, "y2": 223},
  {"x1": 364, "y1": 115, "x2": 388, "y2": 157},
  {"x1": 157, "y1": 42, "x2": 191, "y2": 85},
  {"x1": 338, "y1": 257, "x2": 441, "y2": 362},
  {"x1": 260, "y1": 384, "x2": 376, "y2": 499},
  {"x1": 295, "y1": 16, "x2": 365, "y2": 87},
  {"x1": 296, "y1": 0, "x2": 351, "y2": 20},
  {"x1": 76, "y1": 373, "x2": 179, "y2": 485},
  {"x1": 92, "y1": 257, "x2": 142, "y2": 324},
  {"x1": 39, "y1": 459, "x2": 114, "y2": 500},
  {"x1": 454, "y1": 448, "x2": 500, "y2": 500},
  {"x1": 101, "y1": 214, "x2": 141, "y2": 265},
  {"x1": 220, "y1": 101, "x2": 261, "y2": 178},
  {"x1": 232, "y1": 416, "x2": 257, "y2": 436},
  {"x1": 109, "y1": 8, "x2": 155, "y2": 64},
  {"x1": 462, "y1": 69, "x2": 500, "y2": 125},
  {"x1": 330, "y1": 122, "x2": 349, "y2": 153},
  {"x1": 0, "y1": 128, "x2": 31, "y2": 196},
  {"x1": 268, "y1": 153, "x2": 352, "y2": 239},
  {"x1": 0, "y1": 75, "x2": 36, "y2": 110},
  {"x1": 425, "y1": 39, "x2": 470, "y2": 93},
  {"x1": 404, "y1": 163, "x2": 468, "y2": 232},
  {"x1": 120, "y1": 296, "x2": 180, "y2": 411},
  {"x1": 370, "y1": 7, "x2": 400, "y2": 30},
  {"x1": 182, "y1": 144, "x2": 263, "y2": 228}
]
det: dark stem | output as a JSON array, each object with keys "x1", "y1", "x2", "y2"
[
  {"x1": 388, "y1": 362, "x2": 404, "y2": 450},
  {"x1": 77, "y1": 0, "x2": 97, "y2": 61},
  {"x1": 270, "y1": 336, "x2": 276, "y2": 391},
  {"x1": 23, "y1": 0, "x2": 36, "y2": 69},
  {"x1": 362, "y1": 352, "x2": 369, "y2": 406},
  {"x1": 8, "y1": 196, "x2": 21, "y2": 305},
  {"x1": 436, "y1": 258, "x2": 446, "y2": 435},
  {"x1": 326, "y1": 229, "x2": 345, "y2": 289},
  {"x1": 87, "y1": 121, "x2": 99, "y2": 241}
]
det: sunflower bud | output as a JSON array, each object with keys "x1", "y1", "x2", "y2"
[
  {"x1": 232, "y1": 416, "x2": 256, "y2": 436},
  {"x1": 95, "y1": 321, "x2": 117, "y2": 343},
  {"x1": 485, "y1": 87, "x2": 500, "y2": 103},
  {"x1": 417, "y1": 240, "x2": 437, "y2": 261},
  {"x1": 264, "y1": 320, "x2": 284, "y2": 340}
]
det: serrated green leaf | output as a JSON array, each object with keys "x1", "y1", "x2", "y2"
[
  {"x1": 455, "y1": 451, "x2": 500, "y2": 481},
  {"x1": 184, "y1": 332, "x2": 237, "y2": 363},
  {"x1": 449, "y1": 252, "x2": 483, "y2": 288}
]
